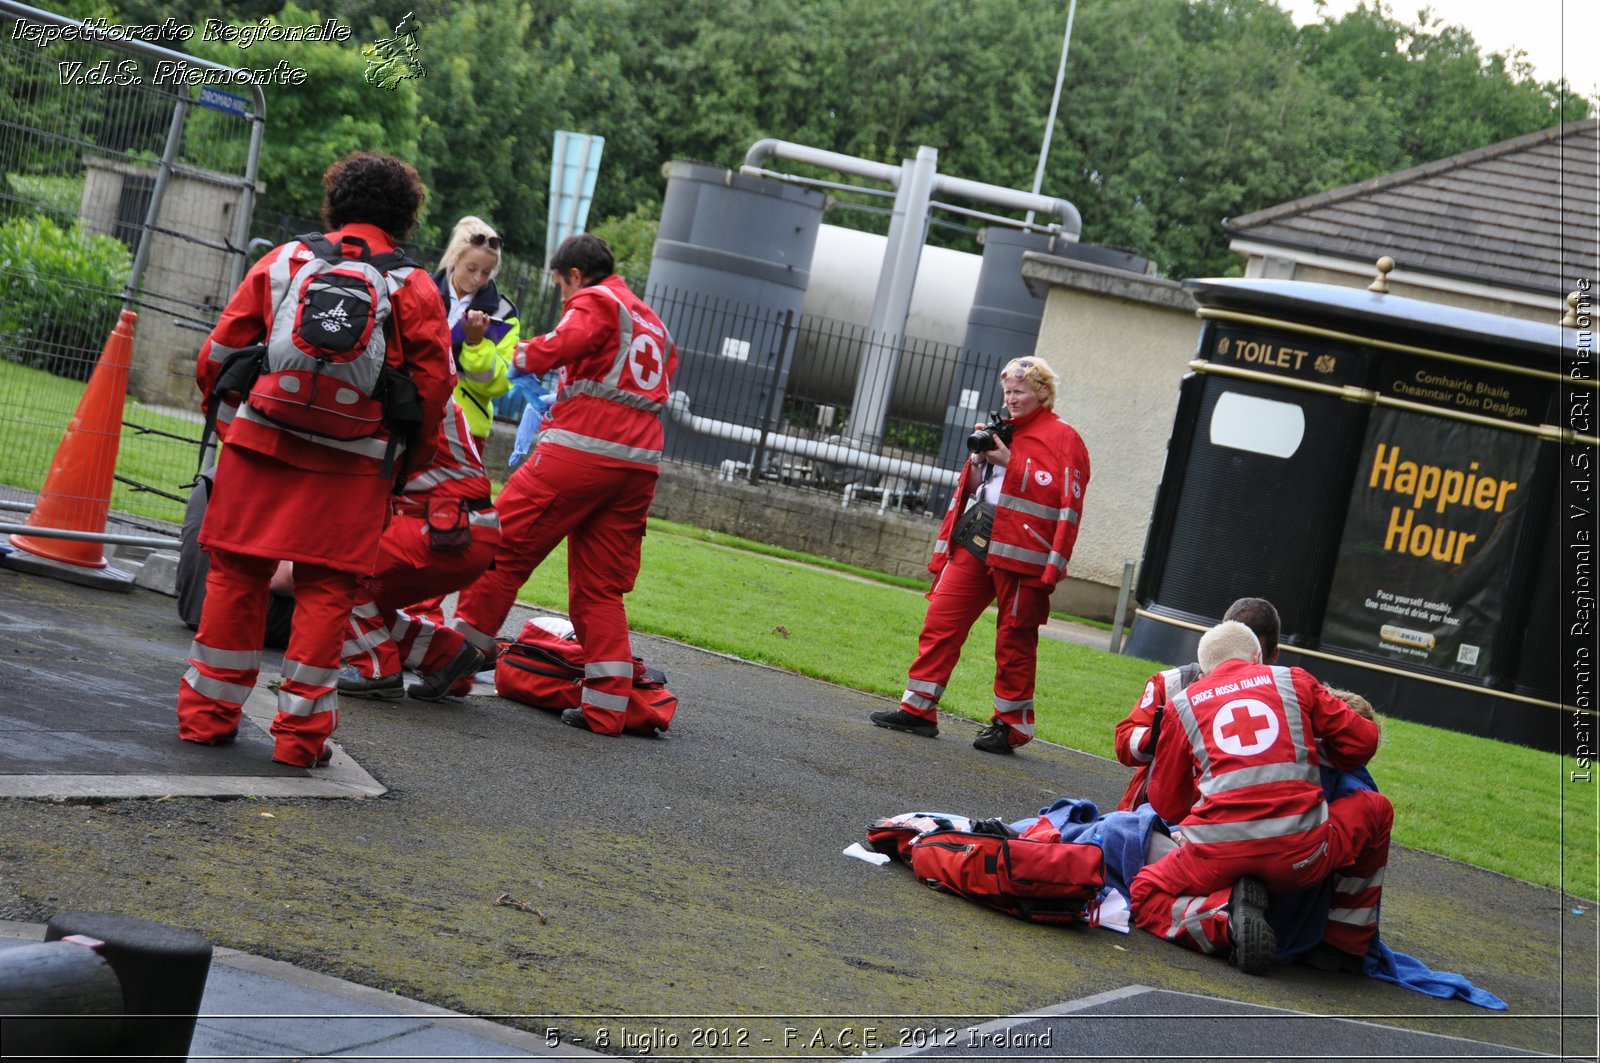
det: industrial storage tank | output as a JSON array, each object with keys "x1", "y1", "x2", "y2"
[{"x1": 645, "y1": 160, "x2": 826, "y2": 468}]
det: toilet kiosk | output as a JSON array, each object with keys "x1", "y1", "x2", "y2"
[{"x1": 1124, "y1": 269, "x2": 1593, "y2": 749}]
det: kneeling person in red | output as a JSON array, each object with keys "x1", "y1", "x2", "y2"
[
  {"x1": 1128, "y1": 620, "x2": 1391, "y2": 975},
  {"x1": 339, "y1": 399, "x2": 502, "y2": 701}
]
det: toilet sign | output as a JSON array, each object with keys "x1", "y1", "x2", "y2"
[{"x1": 1321, "y1": 407, "x2": 1538, "y2": 677}]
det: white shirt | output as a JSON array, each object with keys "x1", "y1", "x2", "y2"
[{"x1": 446, "y1": 283, "x2": 474, "y2": 329}]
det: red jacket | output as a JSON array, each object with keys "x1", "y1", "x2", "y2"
[
  {"x1": 515, "y1": 275, "x2": 677, "y2": 471},
  {"x1": 1114, "y1": 662, "x2": 1201, "y2": 810},
  {"x1": 931, "y1": 406, "x2": 1090, "y2": 587},
  {"x1": 400, "y1": 400, "x2": 492, "y2": 505},
  {"x1": 194, "y1": 224, "x2": 454, "y2": 572},
  {"x1": 1147, "y1": 659, "x2": 1380, "y2": 855}
]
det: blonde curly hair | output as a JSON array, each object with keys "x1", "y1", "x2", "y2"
[{"x1": 1001, "y1": 356, "x2": 1058, "y2": 409}]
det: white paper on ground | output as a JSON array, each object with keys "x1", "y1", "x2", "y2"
[{"x1": 842, "y1": 842, "x2": 891, "y2": 866}]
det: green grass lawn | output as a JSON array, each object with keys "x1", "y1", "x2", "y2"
[
  {"x1": 0, "y1": 356, "x2": 198, "y2": 526},
  {"x1": 512, "y1": 520, "x2": 1596, "y2": 901}
]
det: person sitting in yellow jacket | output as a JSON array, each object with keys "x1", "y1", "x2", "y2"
[{"x1": 432, "y1": 216, "x2": 519, "y2": 446}]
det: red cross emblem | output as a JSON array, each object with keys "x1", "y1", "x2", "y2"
[{"x1": 1212, "y1": 698, "x2": 1279, "y2": 756}]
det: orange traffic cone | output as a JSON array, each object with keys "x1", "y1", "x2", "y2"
[{"x1": 9, "y1": 309, "x2": 138, "y2": 568}]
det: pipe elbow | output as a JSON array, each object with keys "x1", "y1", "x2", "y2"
[{"x1": 743, "y1": 138, "x2": 783, "y2": 170}]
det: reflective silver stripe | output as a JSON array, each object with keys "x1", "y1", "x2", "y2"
[
  {"x1": 343, "y1": 627, "x2": 389, "y2": 657},
  {"x1": 1273, "y1": 665, "x2": 1311, "y2": 764},
  {"x1": 406, "y1": 466, "x2": 475, "y2": 491},
  {"x1": 278, "y1": 688, "x2": 338, "y2": 718},
  {"x1": 1180, "y1": 805, "x2": 1328, "y2": 845},
  {"x1": 234, "y1": 404, "x2": 397, "y2": 459},
  {"x1": 463, "y1": 366, "x2": 498, "y2": 383},
  {"x1": 266, "y1": 241, "x2": 297, "y2": 310},
  {"x1": 204, "y1": 340, "x2": 251, "y2": 366},
  {"x1": 350, "y1": 600, "x2": 382, "y2": 620},
  {"x1": 987, "y1": 540, "x2": 1048, "y2": 566},
  {"x1": 1168, "y1": 896, "x2": 1213, "y2": 952},
  {"x1": 1045, "y1": 551, "x2": 1068, "y2": 571},
  {"x1": 1334, "y1": 868, "x2": 1386, "y2": 892},
  {"x1": 451, "y1": 618, "x2": 499, "y2": 653},
  {"x1": 907, "y1": 678, "x2": 945, "y2": 698},
  {"x1": 563, "y1": 378, "x2": 665, "y2": 413},
  {"x1": 997, "y1": 494, "x2": 1061, "y2": 521},
  {"x1": 214, "y1": 396, "x2": 240, "y2": 429},
  {"x1": 401, "y1": 617, "x2": 437, "y2": 670},
  {"x1": 932, "y1": 540, "x2": 949, "y2": 555},
  {"x1": 1201, "y1": 759, "x2": 1321, "y2": 797},
  {"x1": 183, "y1": 665, "x2": 254, "y2": 705},
  {"x1": 1063, "y1": 507, "x2": 1080, "y2": 525},
  {"x1": 581, "y1": 688, "x2": 630, "y2": 712},
  {"x1": 282, "y1": 659, "x2": 340, "y2": 689},
  {"x1": 1327, "y1": 905, "x2": 1378, "y2": 927},
  {"x1": 902, "y1": 690, "x2": 939, "y2": 712},
  {"x1": 994, "y1": 696, "x2": 1033, "y2": 714},
  {"x1": 469, "y1": 510, "x2": 500, "y2": 530},
  {"x1": 189, "y1": 641, "x2": 261, "y2": 671},
  {"x1": 1169, "y1": 690, "x2": 1211, "y2": 782},
  {"x1": 585, "y1": 661, "x2": 634, "y2": 680},
  {"x1": 538, "y1": 428, "x2": 661, "y2": 466},
  {"x1": 591, "y1": 284, "x2": 637, "y2": 390},
  {"x1": 1129, "y1": 726, "x2": 1153, "y2": 763}
]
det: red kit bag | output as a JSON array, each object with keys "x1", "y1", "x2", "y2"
[
  {"x1": 907, "y1": 829, "x2": 1104, "y2": 925},
  {"x1": 495, "y1": 617, "x2": 676, "y2": 734}
]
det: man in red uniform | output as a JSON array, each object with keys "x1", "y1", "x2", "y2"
[
  {"x1": 869, "y1": 356, "x2": 1090, "y2": 754},
  {"x1": 433, "y1": 234, "x2": 677, "y2": 735},
  {"x1": 177, "y1": 152, "x2": 453, "y2": 767},
  {"x1": 337, "y1": 399, "x2": 501, "y2": 699},
  {"x1": 1113, "y1": 597, "x2": 1280, "y2": 810},
  {"x1": 1129, "y1": 620, "x2": 1392, "y2": 975}
]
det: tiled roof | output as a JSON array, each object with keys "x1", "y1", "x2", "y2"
[{"x1": 1223, "y1": 119, "x2": 1598, "y2": 297}]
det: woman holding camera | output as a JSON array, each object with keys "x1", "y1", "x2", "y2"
[{"x1": 869, "y1": 356, "x2": 1090, "y2": 754}]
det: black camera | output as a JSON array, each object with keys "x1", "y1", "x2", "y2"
[{"x1": 966, "y1": 410, "x2": 1015, "y2": 454}]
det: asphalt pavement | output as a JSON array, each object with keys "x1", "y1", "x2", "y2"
[{"x1": 0, "y1": 543, "x2": 1595, "y2": 1062}]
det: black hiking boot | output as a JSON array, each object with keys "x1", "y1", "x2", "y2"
[
  {"x1": 1228, "y1": 876, "x2": 1275, "y2": 975},
  {"x1": 407, "y1": 644, "x2": 487, "y2": 702},
  {"x1": 336, "y1": 665, "x2": 404, "y2": 701},
  {"x1": 869, "y1": 708, "x2": 939, "y2": 738},
  {"x1": 972, "y1": 720, "x2": 1015, "y2": 755}
]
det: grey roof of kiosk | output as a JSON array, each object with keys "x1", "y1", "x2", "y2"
[
  {"x1": 1184, "y1": 277, "x2": 1575, "y2": 370},
  {"x1": 1221, "y1": 120, "x2": 1598, "y2": 298}
]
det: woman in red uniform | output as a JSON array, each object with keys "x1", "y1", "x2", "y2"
[
  {"x1": 176, "y1": 152, "x2": 454, "y2": 767},
  {"x1": 870, "y1": 356, "x2": 1090, "y2": 754}
]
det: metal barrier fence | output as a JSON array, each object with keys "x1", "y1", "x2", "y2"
[
  {"x1": 648, "y1": 285, "x2": 985, "y2": 516},
  {"x1": 0, "y1": 2, "x2": 264, "y2": 529}
]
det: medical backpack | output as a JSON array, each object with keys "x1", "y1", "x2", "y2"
[
  {"x1": 867, "y1": 813, "x2": 1104, "y2": 925},
  {"x1": 201, "y1": 233, "x2": 423, "y2": 476},
  {"x1": 494, "y1": 617, "x2": 677, "y2": 734}
]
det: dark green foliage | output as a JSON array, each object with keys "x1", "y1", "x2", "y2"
[{"x1": 0, "y1": 215, "x2": 132, "y2": 380}]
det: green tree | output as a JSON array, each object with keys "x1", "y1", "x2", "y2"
[{"x1": 187, "y1": 2, "x2": 422, "y2": 228}]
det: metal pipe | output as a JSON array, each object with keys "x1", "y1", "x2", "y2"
[
  {"x1": 666, "y1": 393, "x2": 958, "y2": 487},
  {"x1": 932, "y1": 173, "x2": 1081, "y2": 235},
  {"x1": 742, "y1": 138, "x2": 902, "y2": 186},
  {"x1": 3, "y1": 525, "x2": 180, "y2": 549},
  {"x1": 1026, "y1": 0, "x2": 1078, "y2": 226},
  {"x1": 1110, "y1": 558, "x2": 1135, "y2": 654}
]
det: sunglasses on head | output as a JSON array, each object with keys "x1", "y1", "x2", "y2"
[
  {"x1": 468, "y1": 233, "x2": 503, "y2": 251},
  {"x1": 1005, "y1": 359, "x2": 1035, "y2": 379}
]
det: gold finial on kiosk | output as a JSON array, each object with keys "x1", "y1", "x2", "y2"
[
  {"x1": 1563, "y1": 290, "x2": 1582, "y2": 328},
  {"x1": 1368, "y1": 256, "x2": 1395, "y2": 294}
]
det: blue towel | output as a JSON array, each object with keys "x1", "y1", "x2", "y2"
[{"x1": 1365, "y1": 940, "x2": 1507, "y2": 1010}]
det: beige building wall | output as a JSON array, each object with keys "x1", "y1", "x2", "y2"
[{"x1": 1020, "y1": 253, "x2": 1201, "y2": 622}]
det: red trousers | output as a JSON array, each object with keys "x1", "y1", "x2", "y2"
[
  {"x1": 1130, "y1": 789, "x2": 1393, "y2": 957},
  {"x1": 177, "y1": 547, "x2": 358, "y2": 766},
  {"x1": 343, "y1": 513, "x2": 499, "y2": 679},
  {"x1": 452, "y1": 445, "x2": 655, "y2": 736},
  {"x1": 899, "y1": 546, "x2": 1051, "y2": 747}
]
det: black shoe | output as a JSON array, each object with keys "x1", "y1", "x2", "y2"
[
  {"x1": 561, "y1": 708, "x2": 594, "y2": 731},
  {"x1": 973, "y1": 720, "x2": 1015, "y2": 755},
  {"x1": 1228, "y1": 876, "x2": 1275, "y2": 975},
  {"x1": 337, "y1": 665, "x2": 404, "y2": 701},
  {"x1": 869, "y1": 708, "x2": 938, "y2": 738},
  {"x1": 407, "y1": 644, "x2": 487, "y2": 702}
]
